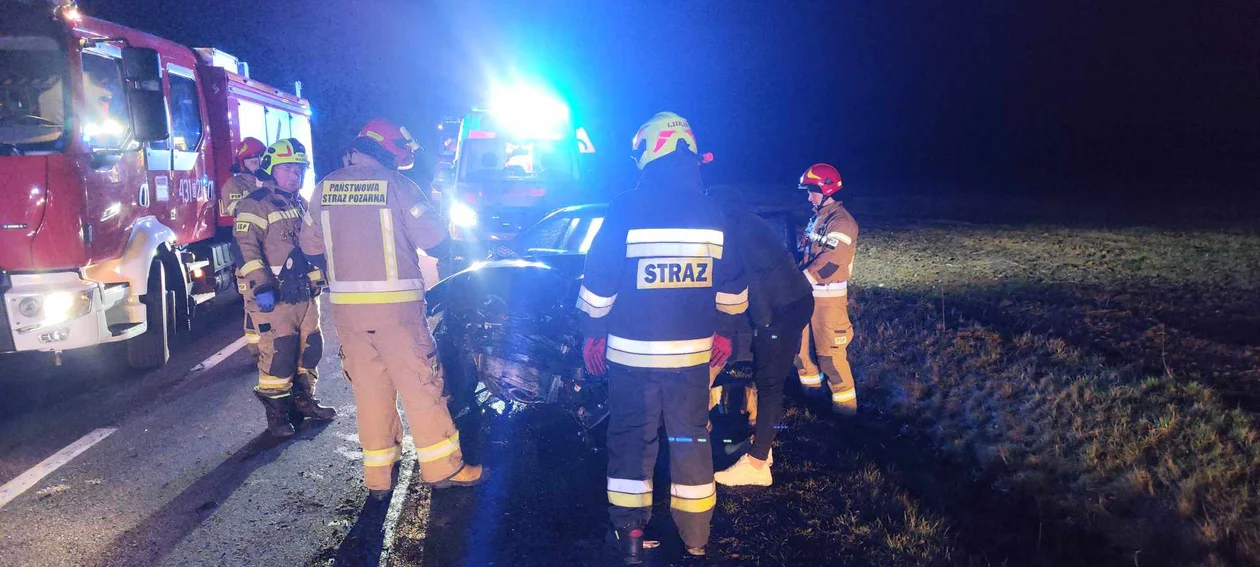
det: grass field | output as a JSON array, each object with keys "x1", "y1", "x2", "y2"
[{"x1": 842, "y1": 191, "x2": 1260, "y2": 566}]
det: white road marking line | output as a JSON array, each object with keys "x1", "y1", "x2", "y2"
[
  {"x1": 190, "y1": 336, "x2": 249, "y2": 373},
  {"x1": 379, "y1": 438, "x2": 416, "y2": 566},
  {"x1": 0, "y1": 427, "x2": 117, "y2": 510}
]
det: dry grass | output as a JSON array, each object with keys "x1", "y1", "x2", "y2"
[
  {"x1": 712, "y1": 406, "x2": 956, "y2": 566},
  {"x1": 845, "y1": 196, "x2": 1260, "y2": 565}
]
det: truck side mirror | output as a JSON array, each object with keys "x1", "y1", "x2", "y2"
[
  {"x1": 121, "y1": 47, "x2": 160, "y2": 84},
  {"x1": 120, "y1": 47, "x2": 169, "y2": 143}
]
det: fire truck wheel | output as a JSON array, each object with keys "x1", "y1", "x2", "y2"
[{"x1": 127, "y1": 258, "x2": 172, "y2": 369}]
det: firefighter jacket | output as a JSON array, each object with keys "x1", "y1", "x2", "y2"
[
  {"x1": 298, "y1": 163, "x2": 446, "y2": 306},
  {"x1": 234, "y1": 183, "x2": 308, "y2": 299},
  {"x1": 722, "y1": 205, "x2": 812, "y2": 328},
  {"x1": 220, "y1": 172, "x2": 260, "y2": 217},
  {"x1": 800, "y1": 199, "x2": 858, "y2": 299},
  {"x1": 577, "y1": 156, "x2": 749, "y2": 370}
]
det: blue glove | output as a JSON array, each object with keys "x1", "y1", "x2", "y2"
[{"x1": 255, "y1": 289, "x2": 276, "y2": 313}]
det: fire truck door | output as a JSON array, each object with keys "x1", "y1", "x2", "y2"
[{"x1": 163, "y1": 64, "x2": 214, "y2": 243}]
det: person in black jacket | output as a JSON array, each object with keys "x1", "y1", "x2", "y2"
[{"x1": 709, "y1": 188, "x2": 814, "y2": 487}]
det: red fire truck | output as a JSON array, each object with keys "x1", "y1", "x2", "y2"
[{"x1": 0, "y1": 3, "x2": 315, "y2": 368}]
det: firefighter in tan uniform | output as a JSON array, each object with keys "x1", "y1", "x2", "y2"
[
  {"x1": 221, "y1": 137, "x2": 266, "y2": 217},
  {"x1": 300, "y1": 118, "x2": 483, "y2": 498},
  {"x1": 795, "y1": 163, "x2": 860, "y2": 415},
  {"x1": 223, "y1": 137, "x2": 266, "y2": 357},
  {"x1": 235, "y1": 138, "x2": 336, "y2": 437}
]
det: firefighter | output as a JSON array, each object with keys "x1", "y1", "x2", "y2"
[
  {"x1": 235, "y1": 138, "x2": 335, "y2": 438},
  {"x1": 580, "y1": 112, "x2": 748, "y2": 563},
  {"x1": 710, "y1": 190, "x2": 814, "y2": 487},
  {"x1": 299, "y1": 118, "x2": 483, "y2": 498},
  {"x1": 224, "y1": 137, "x2": 266, "y2": 357},
  {"x1": 221, "y1": 137, "x2": 266, "y2": 217},
  {"x1": 795, "y1": 163, "x2": 860, "y2": 415}
]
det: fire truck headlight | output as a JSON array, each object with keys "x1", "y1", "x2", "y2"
[
  {"x1": 39, "y1": 291, "x2": 92, "y2": 325},
  {"x1": 18, "y1": 297, "x2": 42, "y2": 318},
  {"x1": 449, "y1": 201, "x2": 478, "y2": 228}
]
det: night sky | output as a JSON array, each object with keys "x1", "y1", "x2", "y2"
[{"x1": 81, "y1": 0, "x2": 1259, "y2": 195}]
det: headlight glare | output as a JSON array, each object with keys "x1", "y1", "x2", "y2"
[
  {"x1": 449, "y1": 201, "x2": 478, "y2": 227},
  {"x1": 37, "y1": 291, "x2": 92, "y2": 325}
]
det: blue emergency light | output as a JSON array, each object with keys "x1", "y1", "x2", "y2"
[{"x1": 487, "y1": 84, "x2": 571, "y2": 139}]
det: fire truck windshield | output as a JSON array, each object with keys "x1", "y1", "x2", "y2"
[
  {"x1": 0, "y1": 36, "x2": 66, "y2": 153},
  {"x1": 458, "y1": 136, "x2": 576, "y2": 182}
]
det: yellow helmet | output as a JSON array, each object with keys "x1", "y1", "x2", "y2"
[
  {"x1": 259, "y1": 138, "x2": 310, "y2": 177},
  {"x1": 631, "y1": 111, "x2": 698, "y2": 170}
]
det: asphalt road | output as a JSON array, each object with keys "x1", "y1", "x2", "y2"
[{"x1": 0, "y1": 298, "x2": 394, "y2": 567}]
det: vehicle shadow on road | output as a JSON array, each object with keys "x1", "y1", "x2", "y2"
[{"x1": 94, "y1": 423, "x2": 330, "y2": 565}]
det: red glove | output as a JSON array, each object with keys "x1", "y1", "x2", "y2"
[
  {"x1": 583, "y1": 337, "x2": 607, "y2": 376},
  {"x1": 710, "y1": 334, "x2": 732, "y2": 368}
]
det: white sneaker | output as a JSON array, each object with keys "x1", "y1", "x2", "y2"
[{"x1": 715, "y1": 454, "x2": 772, "y2": 487}]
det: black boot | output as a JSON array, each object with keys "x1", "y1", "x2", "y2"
[
  {"x1": 254, "y1": 391, "x2": 296, "y2": 438},
  {"x1": 607, "y1": 526, "x2": 644, "y2": 565},
  {"x1": 291, "y1": 372, "x2": 337, "y2": 421}
]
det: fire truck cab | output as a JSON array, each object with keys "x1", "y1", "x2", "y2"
[
  {"x1": 0, "y1": 3, "x2": 313, "y2": 368},
  {"x1": 432, "y1": 86, "x2": 595, "y2": 262}
]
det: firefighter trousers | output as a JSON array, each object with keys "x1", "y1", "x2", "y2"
[
  {"x1": 606, "y1": 363, "x2": 715, "y2": 550},
  {"x1": 254, "y1": 298, "x2": 322, "y2": 396},
  {"x1": 333, "y1": 303, "x2": 463, "y2": 490},
  {"x1": 238, "y1": 281, "x2": 260, "y2": 356},
  {"x1": 795, "y1": 295, "x2": 857, "y2": 408},
  {"x1": 244, "y1": 311, "x2": 260, "y2": 356},
  {"x1": 748, "y1": 295, "x2": 813, "y2": 460}
]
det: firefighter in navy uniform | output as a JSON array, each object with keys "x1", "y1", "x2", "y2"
[
  {"x1": 223, "y1": 137, "x2": 266, "y2": 357},
  {"x1": 300, "y1": 119, "x2": 483, "y2": 497},
  {"x1": 579, "y1": 112, "x2": 748, "y2": 563},
  {"x1": 234, "y1": 138, "x2": 336, "y2": 437},
  {"x1": 794, "y1": 163, "x2": 860, "y2": 415}
]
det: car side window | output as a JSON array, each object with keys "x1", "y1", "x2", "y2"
[{"x1": 570, "y1": 216, "x2": 604, "y2": 253}]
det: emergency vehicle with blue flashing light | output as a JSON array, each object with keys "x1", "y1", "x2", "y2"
[
  {"x1": 431, "y1": 85, "x2": 596, "y2": 254},
  {"x1": 0, "y1": 1, "x2": 314, "y2": 368}
]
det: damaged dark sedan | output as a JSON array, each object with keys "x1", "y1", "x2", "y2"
[{"x1": 426, "y1": 199, "x2": 807, "y2": 436}]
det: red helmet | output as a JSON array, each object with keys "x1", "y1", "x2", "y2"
[
  {"x1": 358, "y1": 118, "x2": 421, "y2": 170},
  {"x1": 236, "y1": 137, "x2": 266, "y2": 162},
  {"x1": 799, "y1": 163, "x2": 843, "y2": 197}
]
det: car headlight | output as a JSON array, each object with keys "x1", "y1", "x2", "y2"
[{"x1": 449, "y1": 201, "x2": 478, "y2": 227}]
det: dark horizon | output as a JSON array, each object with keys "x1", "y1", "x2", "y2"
[{"x1": 81, "y1": 0, "x2": 1260, "y2": 194}]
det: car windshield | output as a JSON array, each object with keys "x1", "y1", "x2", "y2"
[
  {"x1": 514, "y1": 212, "x2": 604, "y2": 256},
  {"x1": 0, "y1": 36, "x2": 66, "y2": 152},
  {"x1": 458, "y1": 136, "x2": 576, "y2": 182}
]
